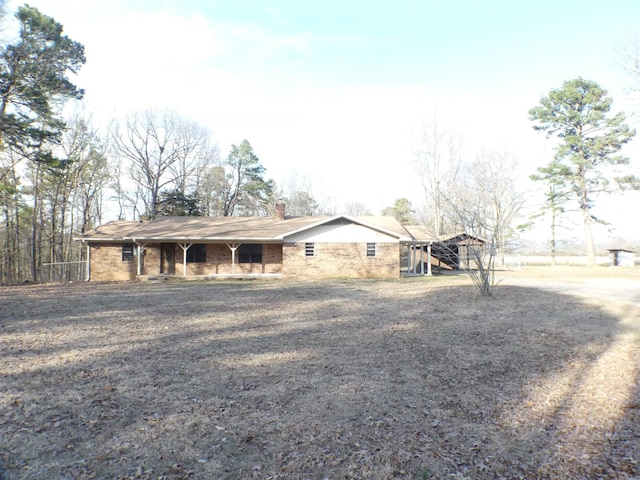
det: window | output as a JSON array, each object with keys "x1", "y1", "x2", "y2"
[
  {"x1": 238, "y1": 244, "x2": 262, "y2": 263},
  {"x1": 186, "y1": 244, "x2": 207, "y2": 263},
  {"x1": 305, "y1": 242, "x2": 315, "y2": 257},
  {"x1": 367, "y1": 243, "x2": 376, "y2": 257},
  {"x1": 122, "y1": 243, "x2": 134, "y2": 262}
]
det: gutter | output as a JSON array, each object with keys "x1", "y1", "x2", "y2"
[{"x1": 121, "y1": 236, "x2": 282, "y2": 243}]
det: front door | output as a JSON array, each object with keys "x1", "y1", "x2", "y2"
[{"x1": 161, "y1": 244, "x2": 175, "y2": 274}]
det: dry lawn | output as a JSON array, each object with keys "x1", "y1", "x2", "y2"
[{"x1": 1, "y1": 270, "x2": 639, "y2": 479}]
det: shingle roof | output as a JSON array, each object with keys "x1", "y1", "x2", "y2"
[
  {"x1": 77, "y1": 220, "x2": 145, "y2": 242},
  {"x1": 403, "y1": 225, "x2": 438, "y2": 242},
  {"x1": 125, "y1": 215, "x2": 328, "y2": 242},
  {"x1": 78, "y1": 215, "x2": 413, "y2": 243}
]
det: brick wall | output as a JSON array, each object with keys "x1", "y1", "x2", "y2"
[
  {"x1": 282, "y1": 242, "x2": 400, "y2": 278},
  {"x1": 90, "y1": 241, "x2": 400, "y2": 280},
  {"x1": 89, "y1": 243, "x2": 136, "y2": 281},
  {"x1": 141, "y1": 244, "x2": 161, "y2": 275}
]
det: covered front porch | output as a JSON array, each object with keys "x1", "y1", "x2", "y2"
[
  {"x1": 131, "y1": 241, "x2": 284, "y2": 278},
  {"x1": 137, "y1": 272, "x2": 284, "y2": 282}
]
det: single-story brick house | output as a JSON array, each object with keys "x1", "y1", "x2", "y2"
[
  {"x1": 77, "y1": 204, "x2": 488, "y2": 281},
  {"x1": 77, "y1": 204, "x2": 420, "y2": 281}
]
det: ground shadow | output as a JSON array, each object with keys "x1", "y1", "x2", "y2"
[{"x1": 1, "y1": 279, "x2": 638, "y2": 479}]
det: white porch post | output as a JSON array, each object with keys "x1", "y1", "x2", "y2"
[
  {"x1": 419, "y1": 244, "x2": 424, "y2": 275},
  {"x1": 427, "y1": 242, "x2": 433, "y2": 276},
  {"x1": 135, "y1": 242, "x2": 147, "y2": 276},
  {"x1": 226, "y1": 243, "x2": 240, "y2": 274},
  {"x1": 177, "y1": 243, "x2": 193, "y2": 277}
]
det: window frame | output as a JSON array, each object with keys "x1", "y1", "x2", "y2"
[
  {"x1": 305, "y1": 242, "x2": 315, "y2": 257},
  {"x1": 186, "y1": 244, "x2": 207, "y2": 263},
  {"x1": 366, "y1": 242, "x2": 376, "y2": 257},
  {"x1": 238, "y1": 244, "x2": 263, "y2": 264},
  {"x1": 122, "y1": 243, "x2": 134, "y2": 262}
]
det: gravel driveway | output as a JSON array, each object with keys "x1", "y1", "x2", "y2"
[{"x1": 500, "y1": 275, "x2": 640, "y2": 306}]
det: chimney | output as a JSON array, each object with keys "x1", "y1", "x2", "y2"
[{"x1": 275, "y1": 202, "x2": 286, "y2": 221}]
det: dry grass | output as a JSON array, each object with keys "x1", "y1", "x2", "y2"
[{"x1": 1, "y1": 271, "x2": 639, "y2": 479}]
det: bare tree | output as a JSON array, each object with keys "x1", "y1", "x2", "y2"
[
  {"x1": 110, "y1": 109, "x2": 212, "y2": 219},
  {"x1": 414, "y1": 117, "x2": 463, "y2": 235},
  {"x1": 273, "y1": 173, "x2": 321, "y2": 216},
  {"x1": 616, "y1": 31, "x2": 640, "y2": 91},
  {"x1": 343, "y1": 201, "x2": 371, "y2": 216},
  {"x1": 445, "y1": 149, "x2": 525, "y2": 295},
  {"x1": 168, "y1": 122, "x2": 216, "y2": 194},
  {"x1": 61, "y1": 112, "x2": 111, "y2": 233}
]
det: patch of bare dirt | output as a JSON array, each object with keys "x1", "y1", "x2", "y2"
[{"x1": 1, "y1": 274, "x2": 639, "y2": 479}]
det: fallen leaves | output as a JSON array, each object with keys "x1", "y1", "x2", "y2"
[{"x1": 0, "y1": 278, "x2": 638, "y2": 479}]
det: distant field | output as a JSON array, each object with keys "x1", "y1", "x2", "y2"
[
  {"x1": 1, "y1": 271, "x2": 639, "y2": 479},
  {"x1": 497, "y1": 264, "x2": 640, "y2": 281},
  {"x1": 502, "y1": 255, "x2": 631, "y2": 267}
]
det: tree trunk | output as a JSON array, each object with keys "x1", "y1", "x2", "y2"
[
  {"x1": 582, "y1": 205, "x2": 596, "y2": 266},
  {"x1": 31, "y1": 162, "x2": 41, "y2": 282},
  {"x1": 550, "y1": 207, "x2": 557, "y2": 266}
]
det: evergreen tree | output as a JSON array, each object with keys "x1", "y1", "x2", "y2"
[
  {"x1": 0, "y1": 6, "x2": 85, "y2": 157},
  {"x1": 222, "y1": 140, "x2": 272, "y2": 216},
  {"x1": 381, "y1": 197, "x2": 415, "y2": 224},
  {"x1": 529, "y1": 78, "x2": 637, "y2": 265},
  {"x1": 156, "y1": 188, "x2": 203, "y2": 216}
]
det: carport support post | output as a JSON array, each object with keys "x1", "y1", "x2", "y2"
[
  {"x1": 85, "y1": 242, "x2": 90, "y2": 281},
  {"x1": 407, "y1": 245, "x2": 412, "y2": 274},
  {"x1": 177, "y1": 243, "x2": 193, "y2": 277},
  {"x1": 427, "y1": 242, "x2": 432, "y2": 276},
  {"x1": 419, "y1": 244, "x2": 424, "y2": 275},
  {"x1": 412, "y1": 245, "x2": 417, "y2": 274},
  {"x1": 406, "y1": 245, "x2": 411, "y2": 274}
]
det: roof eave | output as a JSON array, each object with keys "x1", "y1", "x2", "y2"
[
  {"x1": 124, "y1": 236, "x2": 282, "y2": 243},
  {"x1": 75, "y1": 237, "x2": 130, "y2": 243}
]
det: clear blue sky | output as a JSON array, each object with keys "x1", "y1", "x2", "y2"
[{"x1": 6, "y1": 0, "x2": 640, "y2": 240}]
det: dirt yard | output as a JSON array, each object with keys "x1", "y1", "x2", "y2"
[{"x1": 1, "y1": 269, "x2": 639, "y2": 479}]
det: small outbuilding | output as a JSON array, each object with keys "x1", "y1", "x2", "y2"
[{"x1": 607, "y1": 249, "x2": 635, "y2": 267}]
